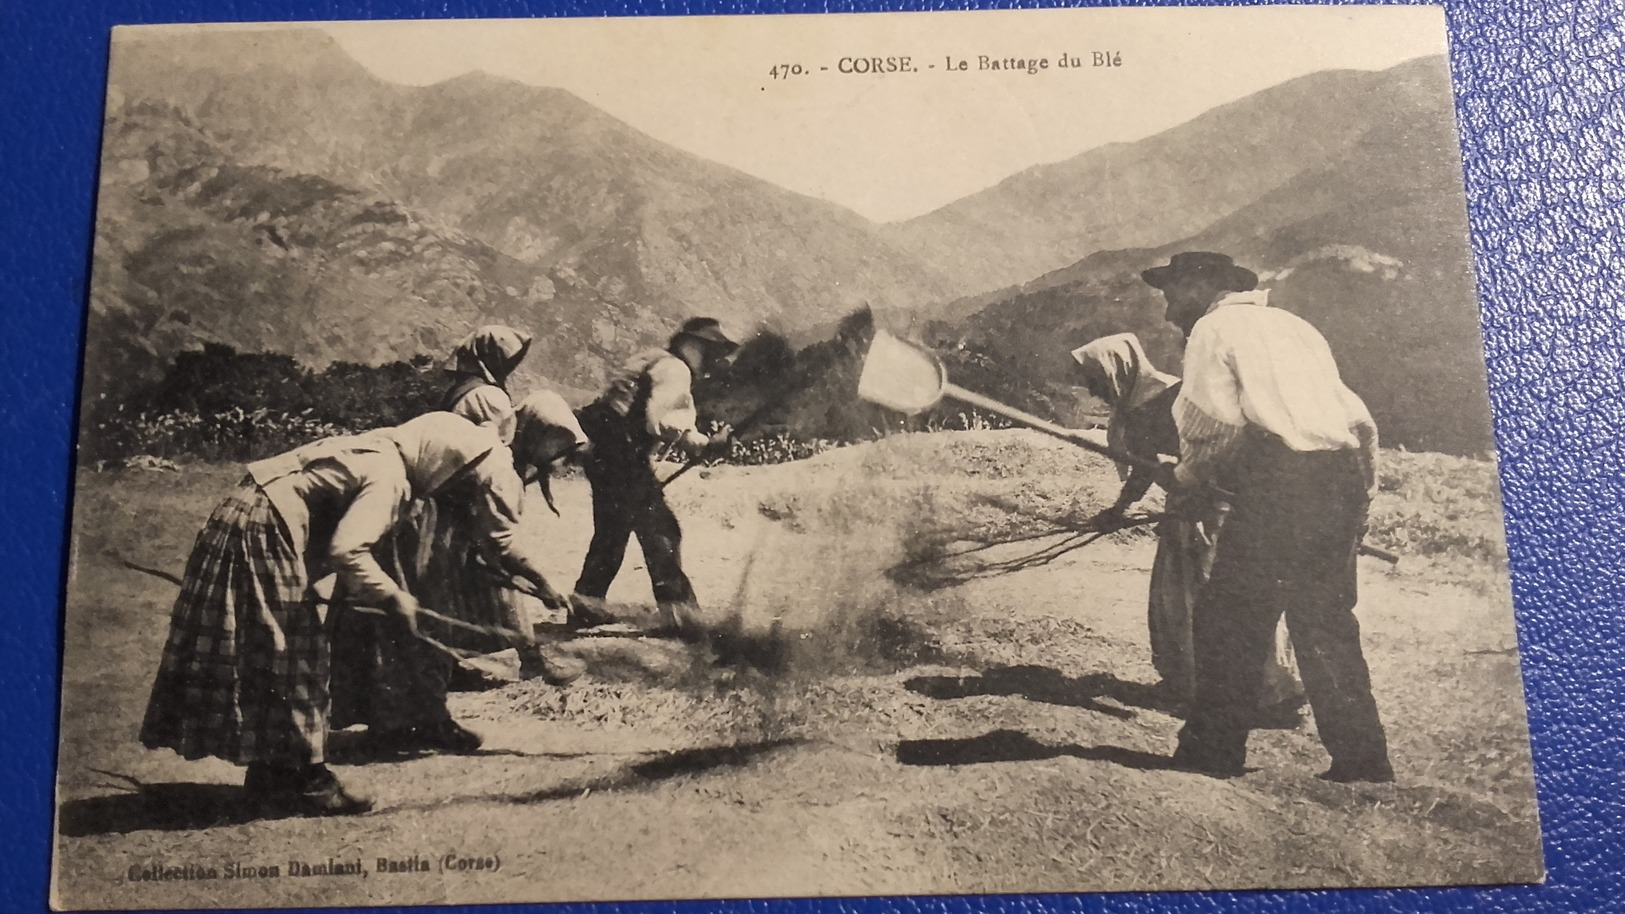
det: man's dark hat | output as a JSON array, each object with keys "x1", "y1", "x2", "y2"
[
  {"x1": 675, "y1": 317, "x2": 739, "y2": 352},
  {"x1": 1140, "y1": 252, "x2": 1258, "y2": 292}
]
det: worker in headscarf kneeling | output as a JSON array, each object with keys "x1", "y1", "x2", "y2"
[{"x1": 568, "y1": 318, "x2": 738, "y2": 638}]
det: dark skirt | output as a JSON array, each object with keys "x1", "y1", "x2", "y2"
[
  {"x1": 139, "y1": 484, "x2": 328, "y2": 766},
  {"x1": 1149, "y1": 516, "x2": 1302, "y2": 707},
  {"x1": 328, "y1": 500, "x2": 532, "y2": 733}
]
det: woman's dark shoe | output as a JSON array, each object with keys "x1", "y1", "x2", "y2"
[
  {"x1": 449, "y1": 660, "x2": 512, "y2": 692},
  {"x1": 246, "y1": 764, "x2": 373, "y2": 817},
  {"x1": 518, "y1": 646, "x2": 587, "y2": 685},
  {"x1": 372, "y1": 719, "x2": 484, "y2": 754},
  {"x1": 243, "y1": 762, "x2": 295, "y2": 800},
  {"x1": 1169, "y1": 742, "x2": 1247, "y2": 779}
]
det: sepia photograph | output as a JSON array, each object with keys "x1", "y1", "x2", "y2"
[{"x1": 53, "y1": 7, "x2": 1544, "y2": 909}]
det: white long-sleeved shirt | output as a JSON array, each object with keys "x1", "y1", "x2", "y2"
[{"x1": 1173, "y1": 290, "x2": 1378, "y2": 491}]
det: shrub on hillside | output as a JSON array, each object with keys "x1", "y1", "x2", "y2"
[{"x1": 81, "y1": 344, "x2": 446, "y2": 464}]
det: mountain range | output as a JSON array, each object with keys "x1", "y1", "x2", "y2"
[
  {"x1": 87, "y1": 28, "x2": 1491, "y2": 454},
  {"x1": 936, "y1": 54, "x2": 1491, "y2": 455}
]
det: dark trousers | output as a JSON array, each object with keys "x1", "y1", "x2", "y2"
[
  {"x1": 573, "y1": 404, "x2": 696, "y2": 605},
  {"x1": 1177, "y1": 440, "x2": 1389, "y2": 772}
]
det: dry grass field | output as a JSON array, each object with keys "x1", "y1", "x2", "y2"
[{"x1": 52, "y1": 431, "x2": 1542, "y2": 909}]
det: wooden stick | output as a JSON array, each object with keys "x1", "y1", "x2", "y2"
[
  {"x1": 661, "y1": 377, "x2": 808, "y2": 488},
  {"x1": 119, "y1": 558, "x2": 526, "y2": 653}
]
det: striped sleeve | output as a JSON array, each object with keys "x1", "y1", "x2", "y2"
[{"x1": 1173, "y1": 319, "x2": 1248, "y2": 488}]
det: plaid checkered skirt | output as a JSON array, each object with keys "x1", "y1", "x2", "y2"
[{"x1": 139, "y1": 483, "x2": 329, "y2": 766}]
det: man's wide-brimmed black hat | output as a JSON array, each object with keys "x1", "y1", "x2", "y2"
[
  {"x1": 674, "y1": 317, "x2": 739, "y2": 352},
  {"x1": 1140, "y1": 251, "x2": 1258, "y2": 292}
]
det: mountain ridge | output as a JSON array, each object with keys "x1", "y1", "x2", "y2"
[
  {"x1": 886, "y1": 55, "x2": 1452, "y2": 298},
  {"x1": 107, "y1": 28, "x2": 956, "y2": 342}
]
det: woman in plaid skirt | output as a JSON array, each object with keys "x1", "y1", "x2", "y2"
[{"x1": 139, "y1": 411, "x2": 568, "y2": 817}]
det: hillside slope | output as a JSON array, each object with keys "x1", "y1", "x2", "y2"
[
  {"x1": 105, "y1": 28, "x2": 954, "y2": 343},
  {"x1": 84, "y1": 102, "x2": 643, "y2": 405},
  {"x1": 936, "y1": 55, "x2": 1491, "y2": 455},
  {"x1": 888, "y1": 57, "x2": 1452, "y2": 298}
]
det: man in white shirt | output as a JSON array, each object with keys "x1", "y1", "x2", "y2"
[
  {"x1": 569, "y1": 318, "x2": 738, "y2": 637},
  {"x1": 1143, "y1": 252, "x2": 1392, "y2": 783}
]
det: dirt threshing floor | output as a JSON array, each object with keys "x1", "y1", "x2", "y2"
[{"x1": 52, "y1": 432, "x2": 1543, "y2": 909}]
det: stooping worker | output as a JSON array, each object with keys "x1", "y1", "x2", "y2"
[
  {"x1": 1140, "y1": 251, "x2": 1392, "y2": 783},
  {"x1": 1071, "y1": 332, "x2": 1304, "y2": 727},
  {"x1": 567, "y1": 317, "x2": 738, "y2": 638},
  {"x1": 331, "y1": 391, "x2": 590, "y2": 753},
  {"x1": 423, "y1": 325, "x2": 572, "y2": 684},
  {"x1": 138, "y1": 412, "x2": 546, "y2": 817}
]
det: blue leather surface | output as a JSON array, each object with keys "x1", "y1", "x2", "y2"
[{"x1": 3, "y1": 0, "x2": 1622, "y2": 912}]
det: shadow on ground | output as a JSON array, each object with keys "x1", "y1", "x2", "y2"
[
  {"x1": 904, "y1": 664, "x2": 1184, "y2": 719},
  {"x1": 510, "y1": 737, "x2": 806, "y2": 804},
  {"x1": 59, "y1": 780, "x2": 255, "y2": 836},
  {"x1": 895, "y1": 728, "x2": 1174, "y2": 772},
  {"x1": 324, "y1": 729, "x2": 620, "y2": 765}
]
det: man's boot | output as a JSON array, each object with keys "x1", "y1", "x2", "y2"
[
  {"x1": 518, "y1": 644, "x2": 587, "y2": 686},
  {"x1": 566, "y1": 592, "x2": 616, "y2": 629},
  {"x1": 1318, "y1": 756, "x2": 1395, "y2": 783},
  {"x1": 653, "y1": 600, "x2": 703, "y2": 640}
]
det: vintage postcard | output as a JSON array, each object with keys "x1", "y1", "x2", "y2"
[{"x1": 54, "y1": 6, "x2": 1543, "y2": 910}]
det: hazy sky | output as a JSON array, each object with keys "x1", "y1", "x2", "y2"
[{"x1": 316, "y1": 8, "x2": 1447, "y2": 223}]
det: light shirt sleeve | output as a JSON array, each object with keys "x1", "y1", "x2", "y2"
[
  {"x1": 1173, "y1": 319, "x2": 1248, "y2": 488},
  {"x1": 467, "y1": 458, "x2": 554, "y2": 588},
  {"x1": 452, "y1": 385, "x2": 518, "y2": 444},
  {"x1": 326, "y1": 455, "x2": 410, "y2": 605},
  {"x1": 644, "y1": 356, "x2": 708, "y2": 450},
  {"x1": 1175, "y1": 302, "x2": 1374, "y2": 489}
]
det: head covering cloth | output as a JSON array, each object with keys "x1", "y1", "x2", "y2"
[
  {"x1": 510, "y1": 390, "x2": 590, "y2": 515},
  {"x1": 449, "y1": 325, "x2": 533, "y2": 387},
  {"x1": 1070, "y1": 333, "x2": 1179, "y2": 480},
  {"x1": 383, "y1": 412, "x2": 503, "y2": 500}
]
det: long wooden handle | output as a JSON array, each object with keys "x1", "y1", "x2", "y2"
[
  {"x1": 338, "y1": 605, "x2": 484, "y2": 661},
  {"x1": 661, "y1": 378, "x2": 805, "y2": 488},
  {"x1": 319, "y1": 597, "x2": 526, "y2": 646},
  {"x1": 941, "y1": 382, "x2": 1163, "y2": 472},
  {"x1": 1359, "y1": 543, "x2": 1400, "y2": 565},
  {"x1": 935, "y1": 391, "x2": 1402, "y2": 565}
]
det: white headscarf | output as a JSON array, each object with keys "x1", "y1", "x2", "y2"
[
  {"x1": 1070, "y1": 333, "x2": 1178, "y2": 479},
  {"x1": 511, "y1": 390, "x2": 590, "y2": 515}
]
